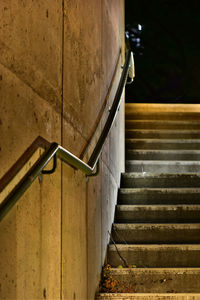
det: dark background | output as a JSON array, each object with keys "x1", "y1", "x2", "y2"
[{"x1": 125, "y1": 0, "x2": 200, "y2": 103}]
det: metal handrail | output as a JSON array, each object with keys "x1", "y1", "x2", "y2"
[{"x1": 0, "y1": 50, "x2": 133, "y2": 221}]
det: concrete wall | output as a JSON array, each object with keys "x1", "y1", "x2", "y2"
[{"x1": 0, "y1": 1, "x2": 125, "y2": 299}]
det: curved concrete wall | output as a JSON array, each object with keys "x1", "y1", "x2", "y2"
[{"x1": 0, "y1": 1, "x2": 125, "y2": 299}]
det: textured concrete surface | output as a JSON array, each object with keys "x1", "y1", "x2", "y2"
[
  {"x1": 62, "y1": 1, "x2": 124, "y2": 299},
  {"x1": 0, "y1": 1, "x2": 62, "y2": 299},
  {"x1": 0, "y1": 0, "x2": 125, "y2": 299}
]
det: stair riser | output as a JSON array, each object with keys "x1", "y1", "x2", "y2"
[
  {"x1": 126, "y1": 150, "x2": 200, "y2": 161},
  {"x1": 112, "y1": 224, "x2": 200, "y2": 243},
  {"x1": 126, "y1": 130, "x2": 200, "y2": 139},
  {"x1": 125, "y1": 112, "x2": 200, "y2": 120},
  {"x1": 126, "y1": 162, "x2": 200, "y2": 173},
  {"x1": 119, "y1": 189, "x2": 200, "y2": 205},
  {"x1": 121, "y1": 177, "x2": 200, "y2": 188},
  {"x1": 108, "y1": 245, "x2": 200, "y2": 267},
  {"x1": 116, "y1": 206, "x2": 200, "y2": 223},
  {"x1": 126, "y1": 121, "x2": 200, "y2": 130},
  {"x1": 108, "y1": 268, "x2": 200, "y2": 293},
  {"x1": 126, "y1": 141, "x2": 200, "y2": 150}
]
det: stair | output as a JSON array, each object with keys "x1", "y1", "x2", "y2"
[{"x1": 96, "y1": 104, "x2": 200, "y2": 299}]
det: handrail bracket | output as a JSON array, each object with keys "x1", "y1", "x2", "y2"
[
  {"x1": 87, "y1": 160, "x2": 100, "y2": 177},
  {"x1": 42, "y1": 154, "x2": 57, "y2": 175}
]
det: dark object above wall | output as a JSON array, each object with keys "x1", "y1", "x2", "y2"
[{"x1": 125, "y1": 0, "x2": 200, "y2": 103}]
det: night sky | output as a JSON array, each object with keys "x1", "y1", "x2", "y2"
[{"x1": 125, "y1": 0, "x2": 200, "y2": 103}]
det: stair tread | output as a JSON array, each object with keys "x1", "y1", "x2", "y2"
[
  {"x1": 97, "y1": 293, "x2": 200, "y2": 299},
  {"x1": 126, "y1": 160, "x2": 200, "y2": 164},
  {"x1": 126, "y1": 150, "x2": 200, "y2": 161},
  {"x1": 98, "y1": 268, "x2": 200, "y2": 294},
  {"x1": 125, "y1": 129, "x2": 200, "y2": 138},
  {"x1": 97, "y1": 293, "x2": 200, "y2": 297},
  {"x1": 109, "y1": 267, "x2": 200, "y2": 273},
  {"x1": 116, "y1": 204, "x2": 200, "y2": 222},
  {"x1": 118, "y1": 188, "x2": 200, "y2": 205},
  {"x1": 108, "y1": 244, "x2": 200, "y2": 267},
  {"x1": 117, "y1": 204, "x2": 200, "y2": 210},
  {"x1": 111, "y1": 224, "x2": 200, "y2": 243},
  {"x1": 109, "y1": 244, "x2": 200, "y2": 250},
  {"x1": 121, "y1": 175, "x2": 200, "y2": 189},
  {"x1": 125, "y1": 113, "x2": 200, "y2": 120},
  {"x1": 126, "y1": 129, "x2": 200, "y2": 133},
  {"x1": 126, "y1": 161, "x2": 200, "y2": 173},
  {"x1": 125, "y1": 120, "x2": 200, "y2": 130},
  {"x1": 126, "y1": 120, "x2": 200, "y2": 124},
  {"x1": 120, "y1": 187, "x2": 200, "y2": 192},
  {"x1": 126, "y1": 139, "x2": 200, "y2": 143},
  {"x1": 125, "y1": 103, "x2": 200, "y2": 111},
  {"x1": 113, "y1": 223, "x2": 200, "y2": 228},
  {"x1": 122, "y1": 173, "x2": 200, "y2": 178},
  {"x1": 126, "y1": 149, "x2": 200, "y2": 153}
]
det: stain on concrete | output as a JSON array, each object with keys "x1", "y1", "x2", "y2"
[
  {"x1": 33, "y1": 112, "x2": 38, "y2": 123},
  {"x1": 43, "y1": 288, "x2": 46, "y2": 299}
]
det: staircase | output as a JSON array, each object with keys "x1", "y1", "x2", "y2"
[{"x1": 96, "y1": 103, "x2": 200, "y2": 299}]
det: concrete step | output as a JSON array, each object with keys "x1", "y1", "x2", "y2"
[
  {"x1": 115, "y1": 205, "x2": 200, "y2": 223},
  {"x1": 108, "y1": 244, "x2": 200, "y2": 267},
  {"x1": 125, "y1": 129, "x2": 200, "y2": 139},
  {"x1": 125, "y1": 103, "x2": 200, "y2": 114},
  {"x1": 118, "y1": 188, "x2": 200, "y2": 205},
  {"x1": 112, "y1": 223, "x2": 200, "y2": 244},
  {"x1": 103, "y1": 103, "x2": 200, "y2": 299},
  {"x1": 125, "y1": 160, "x2": 200, "y2": 173},
  {"x1": 126, "y1": 139, "x2": 200, "y2": 150},
  {"x1": 100, "y1": 268, "x2": 200, "y2": 293},
  {"x1": 121, "y1": 173, "x2": 200, "y2": 188},
  {"x1": 125, "y1": 120, "x2": 200, "y2": 130},
  {"x1": 96, "y1": 293, "x2": 200, "y2": 300},
  {"x1": 125, "y1": 111, "x2": 200, "y2": 120},
  {"x1": 126, "y1": 149, "x2": 200, "y2": 160}
]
